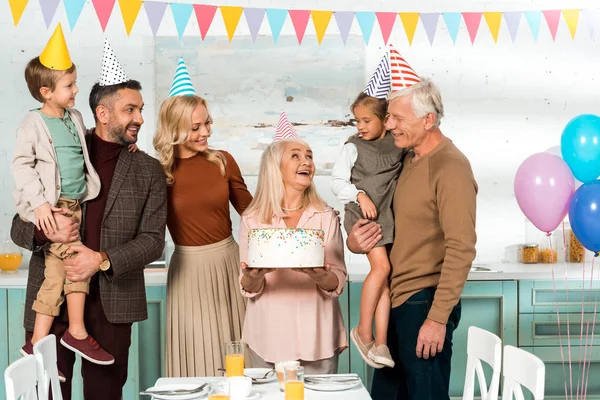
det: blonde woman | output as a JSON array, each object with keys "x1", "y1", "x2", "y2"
[
  {"x1": 239, "y1": 138, "x2": 348, "y2": 374},
  {"x1": 153, "y1": 95, "x2": 253, "y2": 377}
]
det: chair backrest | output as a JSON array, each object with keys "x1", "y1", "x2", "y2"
[
  {"x1": 462, "y1": 326, "x2": 502, "y2": 400},
  {"x1": 501, "y1": 345, "x2": 545, "y2": 400},
  {"x1": 33, "y1": 334, "x2": 63, "y2": 400},
  {"x1": 4, "y1": 354, "x2": 38, "y2": 400}
]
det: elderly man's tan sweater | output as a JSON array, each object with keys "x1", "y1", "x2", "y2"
[{"x1": 389, "y1": 137, "x2": 477, "y2": 324}]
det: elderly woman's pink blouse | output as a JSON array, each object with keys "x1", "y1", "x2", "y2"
[{"x1": 238, "y1": 206, "x2": 348, "y2": 362}]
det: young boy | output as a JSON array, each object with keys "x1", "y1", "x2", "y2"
[{"x1": 12, "y1": 24, "x2": 114, "y2": 380}]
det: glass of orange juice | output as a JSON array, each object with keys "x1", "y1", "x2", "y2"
[
  {"x1": 208, "y1": 380, "x2": 230, "y2": 400},
  {"x1": 225, "y1": 341, "x2": 245, "y2": 377},
  {"x1": 284, "y1": 365, "x2": 304, "y2": 400}
]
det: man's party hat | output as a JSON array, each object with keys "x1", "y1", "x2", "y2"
[
  {"x1": 363, "y1": 52, "x2": 391, "y2": 99},
  {"x1": 389, "y1": 44, "x2": 420, "y2": 92},
  {"x1": 99, "y1": 39, "x2": 129, "y2": 86},
  {"x1": 273, "y1": 111, "x2": 298, "y2": 141},
  {"x1": 39, "y1": 24, "x2": 72, "y2": 70},
  {"x1": 169, "y1": 57, "x2": 195, "y2": 97}
]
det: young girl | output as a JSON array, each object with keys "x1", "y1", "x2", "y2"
[{"x1": 331, "y1": 92, "x2": 405, "y2": 368}]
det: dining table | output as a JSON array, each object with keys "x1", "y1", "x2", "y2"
[{"x1": 148, "y1": 373, "x2": 373, "y2": 400}]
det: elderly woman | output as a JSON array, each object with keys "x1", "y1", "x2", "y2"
[
  {"x1": 238, "y1": 137, "x2": 348, "y2": 374},
  {"x1": 153, "y1": 95, "x2": 253, "y2": 377}
]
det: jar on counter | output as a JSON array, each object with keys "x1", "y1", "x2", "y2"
[
  {"x1": 520, "y1": 244, "x2": 540, "y2": 264},
  {"x1": 539, "y1": 232, "x2": 558, "y2": 264},
  {"x1": 569, "y1": 230, "x2": 585, "y2": 263}
]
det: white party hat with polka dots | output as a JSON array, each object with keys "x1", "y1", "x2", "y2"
[{"x1": 99, "y1": 39, "x2": 129, "y2": 86}]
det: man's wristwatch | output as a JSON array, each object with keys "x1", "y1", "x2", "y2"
[{"x1": 99, "y1": 251, "x2": 111, "y2": 272}]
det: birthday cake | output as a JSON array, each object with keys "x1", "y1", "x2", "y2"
[{"x1": 247, "y1": 228, "x2": 325, "y2": 268}]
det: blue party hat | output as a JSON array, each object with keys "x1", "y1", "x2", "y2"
[
  {"x1": 169, "y1": 57, "x2": 195, "y2": 97},
  {"x1": 363, "y1": 52, "x2": 391, "y2": 99}
]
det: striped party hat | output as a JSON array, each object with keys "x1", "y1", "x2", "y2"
[
  {"x1": 169, "y1": 57, "x2": 195, "y2": 97},
  {"x1": 363, "y1": 52, "x2": 391, "y2": 99},
  {"x1": 389, "y1": 45, "x2": 420, "y2": 92},
  {"x1": 273, "y1": 111, "x2": 297, "y2": 141}
]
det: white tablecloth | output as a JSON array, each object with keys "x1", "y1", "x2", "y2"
[{"x1": 152, "y1": 375, "x2": 373, "y2": 400}]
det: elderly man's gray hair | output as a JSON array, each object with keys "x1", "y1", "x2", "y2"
[{"x1": 388, "y1": 78, "x2": 444, "y2": 128}]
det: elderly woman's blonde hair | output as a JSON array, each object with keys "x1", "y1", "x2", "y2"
[
  {"x1": 153, "y1": 95, "x2": 226, "y2": 185},
  {"x1": 388, "y1": 77, "x2": 444, "y2": 128},
  {"x1": 244, "y1": 138, "x2": 326, "y2": 224}
]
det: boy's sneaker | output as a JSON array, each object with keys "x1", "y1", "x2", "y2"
[
  {"x1": 21, "y1": 340, "x2": 67, "y2": 382},
  {"x1": 368, "y1": 344, "x2": 395, "y2": 368},
  {"x1": 60, "y1": 330, "x2": 115, "y2": 365},
  {"x1": 350, "y1": 327, "x2": 384, "y2": 369}
]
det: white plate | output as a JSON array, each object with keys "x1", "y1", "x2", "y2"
[
  {"x1": 243, "y1": 368, "x2": 277, "y2": 383},
  {"x1": 304, "y1": 374, "x2": 362, "y2": 392},
  {"x1": 144, "y1": 383, "x2": 207, "y2": 399}
]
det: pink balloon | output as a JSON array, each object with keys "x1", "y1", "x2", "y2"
[{"x1": 514, "y1": 152, "x2": 575, "y2": 233}]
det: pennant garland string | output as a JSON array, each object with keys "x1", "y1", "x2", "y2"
[{"x1": 8, "y1": 1, "x2": 600, "y2": 44}]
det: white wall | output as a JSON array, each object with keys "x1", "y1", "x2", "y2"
[{"x1": 1, "y1": 0, "x2": 600, "y2": 265}]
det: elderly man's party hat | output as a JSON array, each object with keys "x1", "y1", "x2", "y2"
[
  {"x1": 363, "y1": 52, "x2": 391, "y2": 99},
  {"x1": 99, "y1": 39, "x2": 129, "y2": 86},
  {"x1": 273, "y1": 111, "x2": 298, "y2": 141},
  {"x1": 169, "y1": 57, "x2": 195, "y2": 97},
  {"x1": 389, "y1": 44, "x2": 420, "y2": 91},
  {"x1": 39, "y1": 24, "x2": 72, "y2": 70}
]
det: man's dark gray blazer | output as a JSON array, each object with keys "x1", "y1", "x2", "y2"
[{"x1": 11, "y1": 143, "x2": 168, "y2": 330}]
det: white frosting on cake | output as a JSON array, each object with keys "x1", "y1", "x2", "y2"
[{"x1": 247, "y1": 228, "x2": 325, "y2": 268}]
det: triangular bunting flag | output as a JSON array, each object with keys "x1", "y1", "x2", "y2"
[
  {"x1": 274, "y1": 112, "x2": 297, "y2": 141},
  {"x1": 245, "y1": 8, "x2": 266, "y2": 43},
  {"x1": 220, "y1": 6, "x2": 243, "y2": 41},
  {"x1": 92, "y1": 0, "x2": 116, "y2": 31},
  {"x1": 356, "y1": 12, "x2": 376, "y2": 44},
  {"x1": 582, "y1": 8, "x2": 600, "y2": 40},
  {"x1": 524, "y1": 10, "x2": 542, "y2": 40},
  {"x1": 442, "y1": 12, "x2": 461, "y2": 44},
  {"x1": 119, "y1": 0, "x2": 142, "y2": 36},
  {"x1": 64, "y1": 0, "x2": 86, "y2": 30},
  {"x1": 39, "y1": 23, "x2": 72, "y2": 70},
  {"x1": 364, "y1": 53, "x2": 390, "y2": 99},
  {"x1": 39, "y1": 0, "x2": 60, "y2": 28},
  {"x1": 420, "y1": 13, "x2": 439, "y2": 45},
  {"x1": 194, "y1": 5, "x2": 217, "y2": 40},
  {"x1": 376, "y1": 12, "x2": 397, "y2": 44},
  {"x1": 144, "y1": 1, "x2": 167, "y2": 36},
  {"x1": 562, "y1": 9, "x2": 580, "y2": 40},
  {"x1": 389, "y1": 45, "x2": 420, "y2": 91},
  {"x1": 169, "y1": 57, "x2": 195, "y2": 97},
  {"x1": 543, "y1": 10, "x2": 561, "y2": 41},
  {"x1": 463, "y1": 12, "x2": 482, "y2": 44},
  {"x1": 8, "y1": 0, "x2": 28, "y2": 26},
  {"x1": 400, "y1": 12, "x2": 420, "y2": 45},
  {"x1": 503, "y1": 11, "x2": 521, "y2": 43},
  {"x1": 99, "y1": 39, "x2": 129, "y2": 86},
  {"x1": 483, "y1": 12, "x2": 503, "y2": 43},
  {"x1": 312, "y1": 10, "x2": 333, "y2": 44},
  {"x1": 334, "y1": 11, "x2": 354, "y2": 44},
  {"x1": 289, "y1": 10, "x2": 311, "y2": 44},
  {"x1": 266, "y1": 8, "x2": 286, "y2": 43},
  {"x1": 171, "y1": 3, "x2": 193, "y2": 38}
]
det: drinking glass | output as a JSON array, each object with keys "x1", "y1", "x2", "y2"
[
  {"x1": 225, "y1": 341, "x2": 245, "y2": 377},
  {"x1": 284, "y1": 365, "x2": 304, "y2": 400},
  {"x1": 207, "y1": 380, "x2": 230, "y2": 400}
]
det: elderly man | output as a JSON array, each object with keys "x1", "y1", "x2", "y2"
[
  {"x1": 347, "y1": 77, "x2": 477, "y2": 400},
  {"x1": 11, "y1": 45, "x2": 167, "y2": 399}
]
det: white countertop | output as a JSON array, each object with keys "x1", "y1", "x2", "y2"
[{"x1": 2, "y1": 261, "x2": 600, "y2": 288}]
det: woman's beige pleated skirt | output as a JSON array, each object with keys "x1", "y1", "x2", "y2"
[{"x1": 166, "y1": 236, "x2": 246, "y2": 377}]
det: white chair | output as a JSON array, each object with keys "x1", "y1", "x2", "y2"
[
  {"x1": 462, "y1": 326, "x2": 502, "y2": 400},
  {"x1": 4, "y1": 354, "x2": 38, "y2": 400},
  {"x1": 33, "y1": 334, "x2": 63, "y2": 400},
  {"x1": 501, "y1": 345, "x2": 545, "y2": 400}
]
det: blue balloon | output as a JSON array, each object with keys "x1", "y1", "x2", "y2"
[
  {"x1": 561, "y1": 114, "x2": 600, "y2": 183},
  {"x1": 569, "y1": 181, "x2": 600, "y2": 253}
]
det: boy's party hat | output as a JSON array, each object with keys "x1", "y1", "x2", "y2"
[
  {"x1": 363, "y1": 52, "x2": 391, "y2": 99},
  {"x1": 99, "y1": 39, "x2": 129, "y2": 86},
  {"x1": 389, "y1": 44, "x2": 420, "y2": 91},
  {"x1": 169, "y1": 57, "x2": 195, "y2": 97},
  {"x1": 39, "y1": 24, "x2": 72, "y2": 70},
  {"x1": 273, "y1": 111, "x2": 298, "y2": 141}
]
